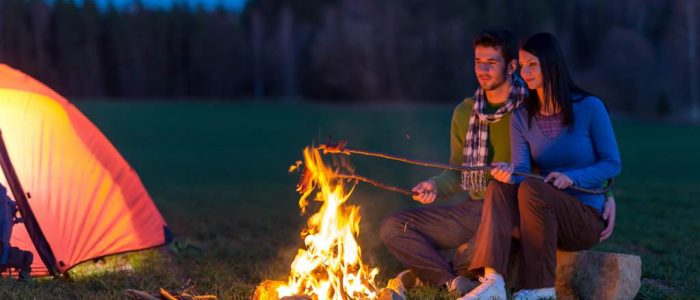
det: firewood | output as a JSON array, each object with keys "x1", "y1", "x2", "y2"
[
  {"x1": 159, "y1": 288, "x2": 178, "y2": 300},
  {"x1": 124, "y1": 282, "x2": 217, "y2": 300},
  {"x1": 125, "y1": 289, "x2": 160, "y2": 300}
]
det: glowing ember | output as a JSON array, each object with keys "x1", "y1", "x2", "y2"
[{"x1": 254, "y1": 147, "x2": 380, "y2": 300}]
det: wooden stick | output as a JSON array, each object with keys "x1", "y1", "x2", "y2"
[
  {"x1": 180, "y1": 284, "x2": 195, "y2": 294},
  {"x1": 125, "y1": 289, "x2": 159, "y2": 300},
  {"x1": 159, "y1": 288, "x2": 178, "y2": 300},
  {"x1": 320, "y1": 143, "x2": 475, "y2": 172},
  {"x1": 319, "y1": 143, "x2": 614, "y2": 195},
  {"x1": 336, "y1": 174, "x2": 415, "y2": 196}
]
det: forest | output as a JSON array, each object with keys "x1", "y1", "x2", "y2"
[{"x1": 0, "y1": 0, "x2": 697, "y2": 117}]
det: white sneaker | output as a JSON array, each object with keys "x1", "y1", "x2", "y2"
[
  {"x1": 513, "y1": 287, "x2": 556, "y2": 300},
  {"x1": 456, "y1": 275, "x2": 506, "y2": 300}
]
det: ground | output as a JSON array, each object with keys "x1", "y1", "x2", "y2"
[{"x1": 1, "y1": 101, "x2": 697, "y2": 299}]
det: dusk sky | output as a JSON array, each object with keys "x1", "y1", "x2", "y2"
[{"x1": 92, "y1": 0, "x2": 246, "y2": 10}]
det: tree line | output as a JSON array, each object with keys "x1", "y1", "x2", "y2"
[{"x1": 0, "y1": 0, "x2": 697, "y2": 117}]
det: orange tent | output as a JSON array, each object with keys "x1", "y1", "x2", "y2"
[{"x1": 0, "y1": 64, "x2": 170, "y2": 276}]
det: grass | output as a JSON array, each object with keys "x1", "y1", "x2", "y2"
[{"x1": 1, "y1": 100, "x2": 697, "y2": 299}]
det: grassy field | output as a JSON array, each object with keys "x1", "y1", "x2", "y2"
[{"x1": 2, "y1": 101, "x2": 698, "y2": 299}]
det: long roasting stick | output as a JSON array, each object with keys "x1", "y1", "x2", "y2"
[
  {"x1": 336, "y1": 174, "x2": 415, "y2": 196},
  {"x1": 318, "y1": 142, "x2": 614, "y2": 195}
]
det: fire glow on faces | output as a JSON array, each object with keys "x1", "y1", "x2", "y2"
[
  {"x1": 518, "y1": 49, "x2": 543, "y2": 90},
  {"x1": 474, "y1": 45, "x2": 509, "y2": 91}
]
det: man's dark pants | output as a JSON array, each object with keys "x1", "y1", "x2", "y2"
[{"x1": 379, "y1": 198, "x2": 482, "y2": 285}]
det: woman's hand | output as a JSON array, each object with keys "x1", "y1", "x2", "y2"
[
  {"x1": 490, "y1": 162, "x2": 514, "y2": 183},
  {"x1": 599, "y1": 195, "x2": 616, "y2": 242},
  {"x1": 544, "y1": 172, "x2": 573, "y2": 189}
]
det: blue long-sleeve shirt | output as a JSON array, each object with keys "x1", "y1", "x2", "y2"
[{"x1": 510, "y1": 96, "x2": 622, "y2": 213}]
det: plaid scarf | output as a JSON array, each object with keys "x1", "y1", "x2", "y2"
[{"x1": 461, "y1": 75, "x2": 528, "y2": 191}]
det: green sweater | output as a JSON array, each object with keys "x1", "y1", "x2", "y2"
[{"x1": 430, "y1": 98, "x2": 512, "y2": 200}]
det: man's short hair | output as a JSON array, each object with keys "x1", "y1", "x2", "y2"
[{"x1": 473, "y1": 26, "x2": 518, "y2": 63}]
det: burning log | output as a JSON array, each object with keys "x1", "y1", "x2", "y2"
[
  {"x1": 254, "y1": 280, "x2": 407, "y2": 300},
  {"x1": 253, "y1": 280, "x2": 287, "y2": 300},
  {"x1": 253, "y1": 280, "x2": 315, "y2": 300}
]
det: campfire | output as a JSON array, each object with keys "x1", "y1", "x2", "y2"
[
  {"x1": 253, "y1": 141, "x2": 614, "y2": 299},
  {"x1": 254, "y1": 146, "x2": 382, "y2": 299}
]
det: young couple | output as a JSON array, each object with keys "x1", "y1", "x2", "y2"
[{"x1": 380, "y1": 27, "x2": 621, "y2": 300}]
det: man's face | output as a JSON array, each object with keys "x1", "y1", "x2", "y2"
[
  {"x1": 519, "y1": 50, "x2": 543, "y2": 90},
  {"x1": 474, "y1": 45, "x2": 509, "y2": 91}
]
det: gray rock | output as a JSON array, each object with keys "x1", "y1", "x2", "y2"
[{"x1": 555, "y1": 250, "x2": 641, "y2": 300}]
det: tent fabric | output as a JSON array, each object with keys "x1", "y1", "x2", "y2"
[{"x1": 0, "y1": 64, "x2": 169, "y2": 276}]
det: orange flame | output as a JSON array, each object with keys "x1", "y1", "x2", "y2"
[{"x1": 255, "y1": 147, "x2": 379, "y2": 299}]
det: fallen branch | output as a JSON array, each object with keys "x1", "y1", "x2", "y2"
[
  {"x1": 125, "y1": 289, "x2": 159, "y2": 300},
  {"x1": 125, "y1": 281, "x2": 217, "y2": 300},
  {"x1": 159, "y1": 288, "x2": 178, "y2": 300}
]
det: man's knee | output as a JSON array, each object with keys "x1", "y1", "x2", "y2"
[{"x1": 379, "y1": 213, "x2": 408, "y2": 244}]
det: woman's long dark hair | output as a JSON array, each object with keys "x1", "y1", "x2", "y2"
[{"x1": 520, "y1": 33, "x2": 591, "y2": 128}]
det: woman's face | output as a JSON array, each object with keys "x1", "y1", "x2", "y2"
[{"x1": 519, "y1": 50, "x2": 543, "y2": 90}]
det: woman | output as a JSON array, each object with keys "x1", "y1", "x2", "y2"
[{"x1": 458, "y1": 33, "x2": 621, "y2": 300}]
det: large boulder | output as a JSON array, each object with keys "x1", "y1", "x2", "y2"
[
  {"x1": 455, "y1": 241, "x2": 642, "y2": 299},
  {"x1": 555, "y1": 250, "x2": 642, "y2": 300}
]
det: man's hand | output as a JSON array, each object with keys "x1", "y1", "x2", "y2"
[
  {"x1": 600, "y1": 195, "x2": 616, "y2": 242},
  {"x1": 490, "y1": 162, "x2": 514, "y2": 183},
  {"x1": 412, "y1": 180, "x2": 437, "y2": 204},
  {"x1": 543, "y1": 172, "x2": 573, "y2": 189}
]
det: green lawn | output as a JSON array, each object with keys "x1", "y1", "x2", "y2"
[{"x1": 2, "y1": 101, "x2": 697, "y2": 299}]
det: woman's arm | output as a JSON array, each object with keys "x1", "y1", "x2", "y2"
[
  {"x1": 509, "y1": 109, "x2": 531, "y2": 184},
  {"x1": 562, "y1": 99, "x2": 622, "y2": 187}
]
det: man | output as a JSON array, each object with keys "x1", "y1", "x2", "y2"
[
  {"x1": 380, "y1": 26, "x2": 525, "y2": 295},
  {"x1": 379, "y1": 27, "x2": 617, "y2": 296},
  {"x1": 0, "y1": 184, "x2": 33, "y2": 281}
]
